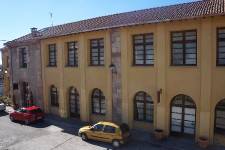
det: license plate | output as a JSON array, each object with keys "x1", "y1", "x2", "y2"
[{"x1": 37, "y1": 116, "x2": 42, "y2": 120}]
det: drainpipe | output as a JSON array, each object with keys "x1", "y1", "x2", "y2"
[{"x1": 9, "y1": 46, "x2": 15, "y2": 106}]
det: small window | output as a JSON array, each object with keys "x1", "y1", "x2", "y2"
[
  {"x1": 103, "y1": 125, "x2": 116, "y2": 133},
  {"x1": 92, "y1": 124, "x2": 104, "y2": 131},
  {"x1": 67, "y1": 42, "x2": 78, "y2": 67},
  {"x1": 90, "y1": 38, "x2": 104, "y2": 66},
  {"x1": 48, "y1": 44, "x2": 57, "y2": 67},
  {"x1": 171, "y1": 30, "x2": 197, "y2": 66},
  {"x1": 133, "y1": 33, "x2": 154, "y2": 65},
  {"x1": 91, "y1": 88, "x2": 106, "y2": 115},
  {"x1": 6, "y1": 56, "x2": 9, "y2": 68},
  {"x1": 19, "y1": 48, "x2": 27, "y2": 68},
  {"x1": 13, "y1": 83, "x2": 19, "y2": 90},
  {"x1": 50, "y1": 85, "x2": 58, "y2": 107},
  {"x1": 217, "y1": 28, "x2": 225, "y2": 66}
]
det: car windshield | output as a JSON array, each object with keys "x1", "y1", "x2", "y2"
[{"x1": 16, "y1": 108, "x2": 27, "y2": 113}]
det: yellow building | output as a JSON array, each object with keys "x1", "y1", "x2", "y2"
[
  {"x1": 1, "y1": 47, "x2": 10, "y2": 97},
  {"x1": 5, "y1": 0, "x2": 225, "y2": 145}
]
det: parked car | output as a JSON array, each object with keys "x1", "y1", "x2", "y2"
[
  {"x1": 78, "y1": 121, "x2": 130, "y2": 148},
  {"x1": 0, "y1": 101, "x2": 6, "y2": 112},
  {"x1": 9, "y1": 106, "x2": 44, "y2": 124}
]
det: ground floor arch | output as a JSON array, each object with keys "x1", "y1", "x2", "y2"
[
  {"x1": 214, "y1": 99, "x2": 225, "y2": 145},
  {"x1": 170, "y1": 94, "x2": 196, "y2": 137}
]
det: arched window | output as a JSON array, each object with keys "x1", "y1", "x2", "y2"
[
  {"x1": 170, "y1": 94, "x2": 196, "y2": 135},
  {"x1": 50, "y1": 85, "x2": 58, "y2": 107},
  {"x1": 134, "y1": 91, "x2": 154, "y2": 122},
  {"x1": 91, "y1": 89, "x2": 106, "y2": 115},
  {"x1": 69, "y1": 87, "x2": 80, "y2": 118},
  {"x1": 215, "y1": 99, "x2": 225, "y2": 133}
]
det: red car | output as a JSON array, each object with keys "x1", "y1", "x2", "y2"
[{"x1": 9, "y1": 106, "x2": 44, "y2": 124}]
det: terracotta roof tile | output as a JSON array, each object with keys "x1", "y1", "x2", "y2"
[{"x1": 6, "y1": 0, "x2": 225, "y2": 45}]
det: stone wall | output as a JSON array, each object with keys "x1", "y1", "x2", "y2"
[
  {"x1": 9, "y1": 42, "x2": 43, "y2": 108},
  {"x1": 111, "y1": 29, "x2": 122, "y2": 123}
]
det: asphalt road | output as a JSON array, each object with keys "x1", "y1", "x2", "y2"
[
  {"x1": 0, "y1": 110, "x2": 164, "y2": 150},
  {"x1": 1, "y1": 109, "x2": 225, "y2": 150}
]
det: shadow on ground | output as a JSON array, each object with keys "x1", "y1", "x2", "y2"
[{"x1": 0, "y1": 111, "x2": 8, "y2": 117}]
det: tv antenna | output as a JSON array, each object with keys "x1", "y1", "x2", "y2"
[{"x1": 49, "y1": 12, "x2": 53, "y2": 27}]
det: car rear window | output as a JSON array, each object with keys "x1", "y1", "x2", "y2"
[
  {"x1": 103, "y1": 125, "x2": 116, "y2": 133},
  {"x1": 120, "y1": 123, "x2": 130, "y2": 134},
  {"x1": 29, "y1": 108, "x2": 42, "y2": 114}
]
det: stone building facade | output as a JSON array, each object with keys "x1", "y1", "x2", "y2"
[
  {"x1": 1, "y1": 47, "x2": 10, "y2": 97},
  {"x1": 5, "y1": 32, "x2": 43, "y2": 108}
]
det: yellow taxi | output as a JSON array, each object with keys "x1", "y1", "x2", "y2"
[{"x1": 78, "y1": 121, "x2": 130, "y2": 148}]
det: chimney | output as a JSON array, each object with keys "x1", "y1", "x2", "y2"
[{"x1": 31, "y1": 27, "x2": 38, "y2": 37}]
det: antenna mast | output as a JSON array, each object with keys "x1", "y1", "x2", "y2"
[{"x1": 49, "y1": 12, "x2": 53, "y2": 27}]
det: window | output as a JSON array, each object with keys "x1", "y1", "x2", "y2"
[
  {"x1": 170, "y1": 94, "x2": 196, "y2": 135},
  {"x1": 103, "y1": 125, "x2": 116, "y2": 133},
  {"x1": 13, "y1": 83, "x2": 18, "y2": 90},
  {"x1": 67, "y1": 42, "x2": 78, "y2": 67},
  {"x1": 50, "y1": 85, "x2": 58, "y2": 107},
  {"x1": 48, "y1": 44, "x2": 57, "y2": 67},
  {"x1": 171, "y1": 30, "x2": 197, "y2": 66},
  {"x1": 134, "y1": 91, "x2": 154, "y2": 122},
  {"x1": 6, "y1": 56, "x2": 9, "y2": 68},
  {"x1": 215, "y1": 99, "x2": 225, "y2": 133},
  {"x1": 90, "y1": 38, "x2": 104, "y2": 66},
  {"x1": 217, "y1": 28, "x2": 225, "y2": 66},
  {"x1": 92, "y1": 124, "x2": 104, "y2": 131},
  {"x1": 69, "y1": 87, "x2": 80, "y2": 117},
  {"x1": 133, "y1": 34, "x2": 154, "y2": 65},
  {"x1": 91, "y1": 89, "x2": 106, "y2": 115},
  {"x1": 19, "y1": 48, "x2": 27, "y2": 68}
]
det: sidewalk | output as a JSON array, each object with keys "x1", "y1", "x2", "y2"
[
  {"x1": 45, "y1": 114, "x2": 225, "y2": 150},
  {"x1": 131, "y1": 129, "x2": 225, "y2": 150}
]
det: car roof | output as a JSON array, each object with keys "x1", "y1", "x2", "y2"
[
  {"x1": 23, "y1": 106, "x2": 40, "y2": 111},
  {"x1": 97, "y1": 121, "x2": 119, "y2": 128}
]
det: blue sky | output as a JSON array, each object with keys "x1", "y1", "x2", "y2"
[{"x1": 0, "y1": 0, "x2": 197, "y2": 63}]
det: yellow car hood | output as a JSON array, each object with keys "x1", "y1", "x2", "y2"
[{"x1": 79, "y1": 126, "x2": 91, "y2": 132}]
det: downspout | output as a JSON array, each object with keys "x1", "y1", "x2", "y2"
[{"x1": 9, "y1": 46, "x2": 15, "y2": 106}]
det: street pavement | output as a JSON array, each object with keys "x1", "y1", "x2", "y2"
[
  {"x1": 0, "y1": 107, "x2": 225, "y2": 150},
  {"x1": 0, "y1": 108, "x2": 161, "y2": 150}
]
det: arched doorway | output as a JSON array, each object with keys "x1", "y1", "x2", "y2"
[
  {"x1": 214, "y1": 99, "x2": 225, "y2": 145},
  {"x1": 170, "y1": 94, "x2": 196, "y2": 136},
  {"x1": 69, "y1": 87, "x2": 80, "y2": 118}
]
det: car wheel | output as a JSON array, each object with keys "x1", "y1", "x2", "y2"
[
  {"x1": 112, "y1": 140, "x2": 120, "y2": 148},
  {"x1": 9, "y1": 116, "x2": 14, "y2": 122},
  {"x1": 24, "y1": 119, "x2": 30, "y2": 125},
  {"x1": 81, "y1": 133, "x2": 88, "y2": 141}
]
